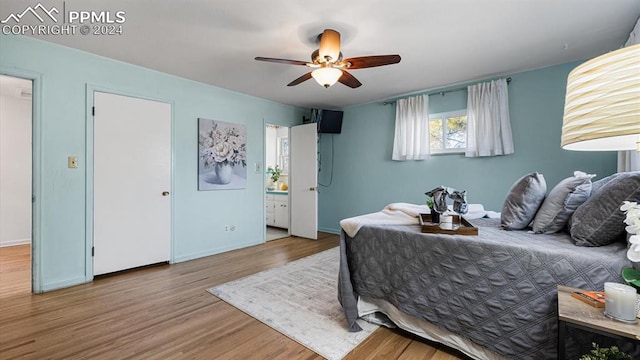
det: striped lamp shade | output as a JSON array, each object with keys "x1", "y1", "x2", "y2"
[{"x1": 561, "y1": 44, "x2": 640, "y2": 151}]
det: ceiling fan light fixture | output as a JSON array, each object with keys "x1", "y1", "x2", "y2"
[
  {"x1": 318, "y1": 29, "x2": 340, "y2": 63},
  {"x1": 311, "y1": 67, "x2": 342, "y2": 88},
  {"x1": 255, "y1": 28, "x2": 401, "y2": 89}
]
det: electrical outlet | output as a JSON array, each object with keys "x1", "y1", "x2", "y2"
[
  {"x1": 224, "y1": 225, "x2": 229, "y2": 232},
  {"x1": 68, "y1": 156, "x2": 78, "y2": 168}
]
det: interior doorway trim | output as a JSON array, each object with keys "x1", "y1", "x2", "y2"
[
  {"x1": 0, "y1": 67, "x2": 43, "y2": 293},
  {"x1": 262, "y1": 117, "x2": 267, "y2": 243},
  {"x1": 263, "y1": 120, "x2": 293, "y2": 242},
  {"x1": 84, "y1": 84, "x2": 175, "y2": 281}
]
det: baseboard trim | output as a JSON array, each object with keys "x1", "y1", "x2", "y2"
[
  {"x1": 41, "y1": 276, "x2": 88, "y2": 292},
  {"x1": 173, "y1": 239, "x2": 263, "y2": 263},
  {"x1": 318, "y1": 227, "x2": 340, "y2": 235},
  {"x1": 0, "y1": 238, "x2": 31, "y2": 247}
]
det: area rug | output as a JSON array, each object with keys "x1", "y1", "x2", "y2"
[{"x1": 207, "y1": 246, "x2": 378, "y2": 360}]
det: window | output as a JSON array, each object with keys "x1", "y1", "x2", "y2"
[
  {"x1": 429, "y1": 110, "x2": 467, "y2": 153},
  {"x1": 278, "y1": 137, "x2": 289, "y2": 173}
]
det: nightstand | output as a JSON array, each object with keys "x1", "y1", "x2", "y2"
[{"x1": 557, "y1": 285, "x2": 640, "y2": 360}]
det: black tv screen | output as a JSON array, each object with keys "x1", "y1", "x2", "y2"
[{"x1": 318, "y1": 110, "x2": 343, "y2": 134}]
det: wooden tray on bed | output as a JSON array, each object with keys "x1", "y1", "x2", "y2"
[{"x1": 418, "y1": 213, "x2": 478, "y2": 236}]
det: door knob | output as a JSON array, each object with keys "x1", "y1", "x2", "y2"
[{"x1": 162, "y1": 191, "x2": 170, "y2": 196}]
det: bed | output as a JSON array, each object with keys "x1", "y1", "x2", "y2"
[{"x1": 338, "y1": 217, "x2": 635, "y2": 360}]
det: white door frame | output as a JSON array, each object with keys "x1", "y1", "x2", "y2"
[
  {"x1": 85, "y1": 85, "x2": 175, "y2": 281},
  {"x1": 0, "y1": 68, "x2": 42, "y2": 293}
]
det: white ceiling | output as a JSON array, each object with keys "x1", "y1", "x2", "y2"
[{"x1": 1, "y1": 0, "x2": 638, "y2": 109}]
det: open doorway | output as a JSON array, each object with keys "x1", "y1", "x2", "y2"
[
  {"x1": 265, "y1": 124, "x2": 290, "y2": 241},
  {"x1": 0, "y1": 74, "x2": 33, "y2": 296}
]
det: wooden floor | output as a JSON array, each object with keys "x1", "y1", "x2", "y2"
[{"x1": 0, "y1": 234, "x2": 468, "y2": 360}]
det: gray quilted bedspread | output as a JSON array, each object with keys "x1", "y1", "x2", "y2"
[{"x1": 338, "y1": 218, "x2": 632, "y2": 359}]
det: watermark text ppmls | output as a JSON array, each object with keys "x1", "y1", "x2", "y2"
[{"x1": 1, "y1": 2, "x2": 126, "y2": 36}]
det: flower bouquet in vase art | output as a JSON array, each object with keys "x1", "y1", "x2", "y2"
[{"x1": 198, "y1": 118, "x2": 247, "y2": 189}]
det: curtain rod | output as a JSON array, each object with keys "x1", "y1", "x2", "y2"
[{"x1": 382, "y1": 77, "x2": 512, "y2": 105}]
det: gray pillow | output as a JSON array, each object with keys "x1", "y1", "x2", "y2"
[
  {"x1": 570, "y1": 171, "x2": 640, "y2": 246},
  {"x1": 591, "y1": 172, "x2": 621, "y2": 194},
  {"x1": 501, "y1": 172, "x2": 547, "y2": 230},
  {"x1": 566, "y1": 172, "x2": 621, "y2": 231},
  {"x1": 532, "y1": 171, "x2": 594, "y2": 234}
]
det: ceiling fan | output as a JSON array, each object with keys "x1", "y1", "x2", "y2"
[{"x1": 255, "y1": 29, "x2": 401, "y2": 89}]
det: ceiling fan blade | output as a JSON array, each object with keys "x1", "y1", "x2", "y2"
[
  {"x1": 343, "y1": 55, "x2": 401, "y2": 69},
  {"x1": 255, "y1": 57, "x2": 308, "y2": 66},
  {"x1": 287, "y1": 72, "x2": 313, "y2": 86},
  {"x1": 338, "y1": 70, "x2": 362, "y2": 88}
]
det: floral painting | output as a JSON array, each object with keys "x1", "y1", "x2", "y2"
[{"x1": 198, "y1": 118, "x2": 247, "y2": 190}]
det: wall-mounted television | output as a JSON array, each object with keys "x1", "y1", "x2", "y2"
[{"x1": 317, "y1": 109, "x2": 343, "y2": 134}]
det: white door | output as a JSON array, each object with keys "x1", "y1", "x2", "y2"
[
  {"x1": 93, "y1": 92, "x2": 171, "y2": 275},
  {"x1": 290, "y1": 123, "x2": 317, "y2": 239}
]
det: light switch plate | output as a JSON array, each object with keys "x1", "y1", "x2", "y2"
[
  {"x1": 68, "y1": 156, "x2": 78, "y2": 168},
  {"x1": 254, "y1": 162, "x2": 262, "y2": 174}
]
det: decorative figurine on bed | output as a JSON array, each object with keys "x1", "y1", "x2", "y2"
[
  {"x1": 425, "y1": 186, "x2": 469, "y2": 227},
  {"x1": 425, "y1": 186, "x2": 449, "y2": 213},
  {"x1": 450, "y1": 190, "x2": 468, "y2": 215}
]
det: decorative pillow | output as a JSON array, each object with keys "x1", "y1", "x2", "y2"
[
  {"x1": 501, "y1": 172, "x2": 547, "y2": 230},
  {"x1": 565, "y1": 172, "x2": 622, "y2": 231},
  {"x1": 532, "y1": 171, "x2": 595, "y2": 234},
  {"x1": 590, "y1": 172, "x2": 621, "y2": 195},
  {"x1": 570, "y1": 171, "x2": 640, "y2": 246}
]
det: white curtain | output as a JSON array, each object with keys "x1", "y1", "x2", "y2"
[
  {"x1": 619, "y1": 16, "x2": 640, "y2": 172},
  {"x1": 619, "y1": 151, "x2": 640, "y2": 172},
  {"x1": 465, "y1": 78, "x2": 514, "y2": 157},
  {"x1": 392, "y1": 95, "x2": 429, "y2": 160}
]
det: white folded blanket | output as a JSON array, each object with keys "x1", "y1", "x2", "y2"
[
  {"x1": 385, "y1": 202, "x2": 432, "y2": 217},
  {"x1": 459, "y1": 204, "x2": 487, "y2": 219},
  {"x1": 340, "y1": 202, "x2": 427, "y2": 238},
  {"x1": 340, "y1": 202, "x2": 489, "y2": 237}
]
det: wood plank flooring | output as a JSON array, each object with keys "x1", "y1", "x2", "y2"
[{"x1": 0, "y1": 234, "x2": 468, "y2": 360}]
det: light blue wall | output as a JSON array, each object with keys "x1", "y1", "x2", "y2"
[
  {"x1": 317, "y1": 62, "x2": 618, "y2": 233},
  {"x1": 0, "y1": 35, "x2": 621, "y2": 290},
  {"x1": 0, "y1": 35, "x2": 305, "y2": 291}
]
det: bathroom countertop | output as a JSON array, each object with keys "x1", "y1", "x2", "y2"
[{"x1": 266, "y1": 190, "x2": 288, "y2": 195}]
